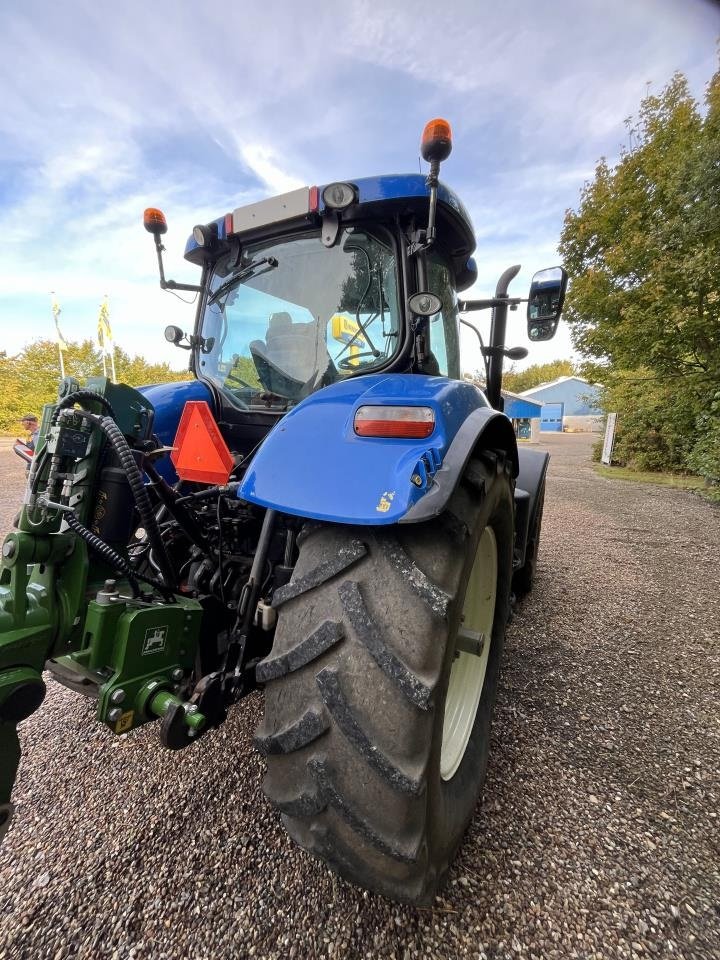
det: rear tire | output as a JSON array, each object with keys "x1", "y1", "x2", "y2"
[{"x1": 254, "y1": 455, "x2": 514, "y2": 904}]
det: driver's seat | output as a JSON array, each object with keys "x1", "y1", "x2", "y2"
[{"x1": 250, "y1": 312, "x2": 335, "y2": 398}]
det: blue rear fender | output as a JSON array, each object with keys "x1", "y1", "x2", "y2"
[{"x1": 238, "y1": 374, "x2": 518, "y2": 525}]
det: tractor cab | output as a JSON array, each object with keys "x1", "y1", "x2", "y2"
[
  {"x1": 145, "y1": 120, "x2": 566, "y2": 436},
  {"x1": 183, "y1": 174, "x2": 479, "y2": 414}
]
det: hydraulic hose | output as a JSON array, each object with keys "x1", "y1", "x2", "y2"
[
  {"x1": 53, "y1": 390, "x2": 116, "y2": 424},
  {"x1": 29, "y1": 392, "x2": 117, "y2": 499},
  {"x1": 98, "y1": 416, "x2": 175, "y2": 587},
  {"x1": 64, "y1": 514, "x2": 175, "y2": 598},
  {"x1": 64, "y1": 513, "x2": 145, "y2": 597},
  {"x1": 50, "y1": 407, "x2": 175, "y2": 587}
]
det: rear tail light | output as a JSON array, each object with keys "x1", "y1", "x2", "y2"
[{"x1": 354, "y1": 405, "x2": 435, "y2": 439}]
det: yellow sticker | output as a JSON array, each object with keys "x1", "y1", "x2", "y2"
[
  {"x1": 376, "y1": 491, "x2": 396, "y2": 513},
  {"x1": 115, "y1": 710, "x2": 134, "y2": 734}
]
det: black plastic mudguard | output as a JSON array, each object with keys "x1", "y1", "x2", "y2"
[
  {"x1": 513, "y1": 447, "x2": 550, "y2": 569},
  {"x1": 400, "y1": 408, "x2": 518, "y2": 524}
]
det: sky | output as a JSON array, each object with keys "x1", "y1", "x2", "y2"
[{"x1": 0, "y1": 0, "x2": 718, "y2": 378}]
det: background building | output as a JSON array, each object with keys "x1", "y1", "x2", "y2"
[
  {"x1": 503, "y1": 391, "x2": 543, "y2": 441},
  {"x1": 519, "y1": 376, "x2": 602, "y2": 432}
]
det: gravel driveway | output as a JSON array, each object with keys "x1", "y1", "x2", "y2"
[{"x1": 0, "y1": 434, "x2": 718, "y2": 960}]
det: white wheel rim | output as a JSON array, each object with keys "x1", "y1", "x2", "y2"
[{"x1": 440, "y1": 526, "x2": 498, "y2": 781}]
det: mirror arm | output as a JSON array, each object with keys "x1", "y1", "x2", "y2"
[{"x1": 458, "y1": 296, "x2": 524, "y2": 312}]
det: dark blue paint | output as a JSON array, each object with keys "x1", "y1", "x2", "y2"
[
  {"x1": 238, "y1": 374, "x2": 491, "y2": 525},
  {"x1": 184, "y1": 174, "x2": 475, "y2": 261},
  {"x1": 334, "y1": 174, "x2": 474, "y2": 237},
  {"x1": 139, "y1": 379, "x2": 214, "y2": 482}
]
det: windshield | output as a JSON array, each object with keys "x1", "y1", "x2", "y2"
[{"x1": 198, "y1": 227, "x2": 402, "y2": 406}]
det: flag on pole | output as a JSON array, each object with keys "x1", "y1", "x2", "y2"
[
  {"x1": 97, "y1": 298, "x2": 113, "y2": 354},
  {"x1": 98, "y1": 296, "x2": 116, "y2": 381},
  {"x1": 51, "y1": 293, "x2": 68, "y2": 351}
]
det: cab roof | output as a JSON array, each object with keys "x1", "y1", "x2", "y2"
[{"x1": 184, "y1": 174, "x2": 477, "y2": 288}]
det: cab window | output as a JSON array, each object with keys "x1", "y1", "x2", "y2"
[{"x1": 427, "y1": 253, "x2": 461, "y2": 379}]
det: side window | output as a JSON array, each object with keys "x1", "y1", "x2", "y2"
[{"x1": 427, "y1": 254, "x2": 461, "y2": 379}]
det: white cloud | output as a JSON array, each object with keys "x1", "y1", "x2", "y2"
[{"x1": 238, "y1": 143, "x2": 305, "y2": 195}]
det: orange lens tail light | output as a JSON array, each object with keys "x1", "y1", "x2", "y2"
[
  {"x1": 354, "y1": 405, "x2": 435, "y2": 439},
  {"x1": 143, "y1": 207, "x2": 168, "y2": 235}
]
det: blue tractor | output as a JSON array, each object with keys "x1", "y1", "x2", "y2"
[{"x1": 0, "y1": 119, "x2": 566, "y2": 903}]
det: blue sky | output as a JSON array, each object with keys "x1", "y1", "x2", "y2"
[{"x1": 0, "y1": 0, "x2": 718, "y2": 376}]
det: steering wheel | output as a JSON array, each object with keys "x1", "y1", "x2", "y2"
[{"x1": 337, "y1": 351, "x2": 380, "y2": 371}]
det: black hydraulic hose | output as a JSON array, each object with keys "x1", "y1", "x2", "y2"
[
  {"x1": 143, "y1": 460, "x2": 212, "y2": 554},
  {"x1": 64, "y1": 513, "x2": 160, "y2": 598},
  {"x1": 52, "y1": 390, "x2": 116, "y2": 425},
  {"x1": 98, "y1": 416, "x2": 175, "y2": 587},
  {"x1": 30, "y1": 392, "x2": 116, "y2": 498}
]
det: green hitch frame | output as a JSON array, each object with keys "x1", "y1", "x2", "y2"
[{"x1": 0, "y1": 377, "x2": 205, "y2": 844}]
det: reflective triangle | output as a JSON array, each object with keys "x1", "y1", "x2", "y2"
[{"x1": 171, "y1": 401, "x2": 234, "y2": 484}]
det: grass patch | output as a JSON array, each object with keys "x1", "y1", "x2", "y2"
[{"x1": 594, "y1": 463, "x2": 715, "y2": 495}]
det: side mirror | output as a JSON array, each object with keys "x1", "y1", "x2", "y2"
[{"x1": 527, "y1": 266, "x2": 568, "y2": 341}]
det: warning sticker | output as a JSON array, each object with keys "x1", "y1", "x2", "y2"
[
  {"x1": 376, "y1": 491, "x2": 396, "y2": 513},
  {"x1": 142, "y1": 626, "x2": 168, "y2": 655},
  {"x1": 115, "y1": 710, "x2": 134, "y2": 734}
]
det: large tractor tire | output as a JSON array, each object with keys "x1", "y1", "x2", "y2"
[{"x1": 254, "y1": 454, "x2": 514, "y2": 904}]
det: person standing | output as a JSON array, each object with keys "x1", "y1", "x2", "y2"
[{"x1": 20, "y1": 414, "x2": 40, "y2": 452}]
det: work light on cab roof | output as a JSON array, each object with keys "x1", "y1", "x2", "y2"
[{"x1": 322, "y1": 182, "x2": 356, "y2": 211}]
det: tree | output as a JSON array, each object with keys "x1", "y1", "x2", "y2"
[
  {"x1": 559, "y1": 68, "x2": 720, "y2": 481},
  {"x1": 1, "y1": 339, "x2": 191, "y2": 432},
  {"x1": 502, "y1": 359, "x2": 577, "y2": 395}
]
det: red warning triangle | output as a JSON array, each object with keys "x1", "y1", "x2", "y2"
[{"x1": 171, "y1": 401, "x2": 234, "y2": 484}]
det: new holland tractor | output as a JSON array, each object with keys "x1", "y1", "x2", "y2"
[{"x1": 0, "y1": 119, "x2": 566, "y2": 904}]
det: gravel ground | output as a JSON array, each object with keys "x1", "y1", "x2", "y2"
[{"x1": 0, "y1": 433, "x2": 718, "y2": 960}]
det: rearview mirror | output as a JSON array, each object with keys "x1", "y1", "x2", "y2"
[{"x1": 527, "y1": 266, "x2": 568, "y2": 341}]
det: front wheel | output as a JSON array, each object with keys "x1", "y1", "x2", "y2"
[{"x1": 254, "y1": 455, "x2": 514, "y2": 904}]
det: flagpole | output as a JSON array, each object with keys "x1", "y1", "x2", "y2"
[
  {"x1": 98, "y1": 295, "x2": 114, "y2": 381},
  {"x1": 106, "y1": 294, "x2": 116, "y2": 382},
  {"x1": 51, "y1": 291, "x2": 65, "y2": 379}
]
